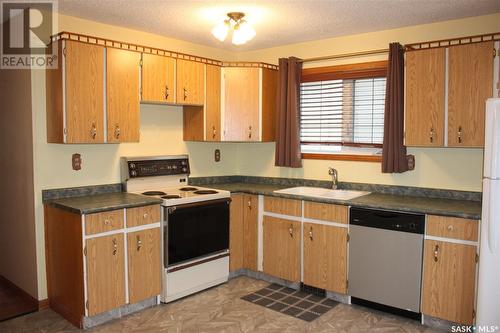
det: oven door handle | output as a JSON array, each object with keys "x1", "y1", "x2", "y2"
[{"x1": 167, "y1": 198, "x2": 231, "y2": 212}]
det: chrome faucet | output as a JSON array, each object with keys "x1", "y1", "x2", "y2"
[{"x1": 328, "y1": 167, "x2": 338, "y2": 190}]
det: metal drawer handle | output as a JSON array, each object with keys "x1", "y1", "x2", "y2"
[
  {"x1": 458, "y1": 126, "x2": 463, "y2": 144},
  {"x1": 136, "y1": 235, "x2": 142, "y2": 251},
  {"x1": 165, "y1": 85, "x2": 169, "y2": 100},
  {"x1": 248, "y1": 126, "x2": 252, "y2": 139},
  {"x1": 114, "y1": 125, "x2": 121, "y2": 139},
  {"x1": 433, "y1": 244, "x2": 439, "y2": 262},
  {"x1": 429, "y1": 128, "x2": 435, "y2": 143},
  {"x1": 112, "y1": 238, "x2": 118, "y2": 256},
  {"x1": 104, "y1": 219, "x2": 110, "y2": 225},
  {"x1": 247, "y1": 200, "x2": 251, "y2": 209},
  {"x1": 143, "y1": 212, "x2": 148, "y2": 219},
  {"x1": 309, "y1": 226, "x2": 313, "y2": 241},
  {"x1": 289, "y1": 224, "x2": 293, "y2": 238},
  {"x1": 183, "y1": 87, "x2": 188, "y2": 100},
  {"x1": 447, "y1": 225, "x2": 454, "y2": 231},
  {"x1": 212, "y1": 126, "x2": 217, "y2": 139}
]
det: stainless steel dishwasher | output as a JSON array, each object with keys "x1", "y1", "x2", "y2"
[{"x1": 348, "y1": 207, "x2": 425, "y2": 319}]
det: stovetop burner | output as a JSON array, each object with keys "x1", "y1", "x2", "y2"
[
  {"x1": 194, "y1": 190, "x2": 218, "y2": 195},
  {"x1": 162, "y1": 195, "x2": 182, "y2": 199},
  {"x1": 142, "y1": 191, "x2": 167, "y2": 196},
  {"x1": 179, "y1": 187, "x2": 198, "y2": 191}
]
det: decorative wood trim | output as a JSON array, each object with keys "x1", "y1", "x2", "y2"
[
  {"x1": 405, "y1": 32, "x2": 500, "y2": 51},
  {"x1": 301, "y1": 153, "x2": 382, "y2": 162},
  {"x1": 51, "y1": 32, "x2": 279, "y2": 70},
  {"x1": 301, "y1": 60, "x2": 388, "y2": 82}
]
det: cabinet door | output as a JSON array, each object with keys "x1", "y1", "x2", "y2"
[
  {"x1": 229, "y1": 194, "x2": 244, "y2": 271},
  {"x1": 223, "y1": 67, "x2": 260, "y2": 141},
  {"x1": 448, "y1": 42, "x2": 494, "y2": 147},
  {"x1": 176, "y1": 59, "x2": 204, "y2": 105},
  {"x1": 65, "y1": 40, "x2": 105, "y2": 143},
  {"x1": 421, "y1": 240, "x2": 477, "y2": 325},
  {"x1": 405, "y1": 48, "x2": 446, "y2": 146},
  {"x1": 141, "y1": 53, "x2": 175, "y2": 103},
  {"x1": 206, "y1": 64, "x2": 221, "y2": 141},
  {"x1": 86, "y1": 234, "x2": 125, "y2": 315},
  {"x1": 107, "y1": 48, "x2": 141, "y2": 142},
  {"x1": 243, "y1": 194, "x2": 258, "y2": 270},
  {"x1": 127, "y1": 228, "x2": 161, "y2": 303},
  {"x1": 303, "y1": 223, "x2": 347, "y2": 294},
  {"x1": 263, "y1": 216, "x2": 300, "y2": 282}
]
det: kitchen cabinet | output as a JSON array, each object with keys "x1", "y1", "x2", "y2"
[
  {"x1": 448, "y1": 42, "x2": 494, "y2": 147},
  {"x1": 86, "y1": 234, "x2": 126, "y2": 315},
  {"x1": 176, "y1": 59, "x2": 204, "y2": 105},
  {"x1": 222, "y1": 67, "x2": 278, "y2": 142},
  {"x1": 141, "y1": 53, "x2": 176, "y2": 103},
  {"x1": 127, "y1": 228, "x2": 161, "y2": 303},
  {"x1": 263, "y1": 216, "x2": 300, "y2": 282},
  {"x1": 421, "y1": 239, "x2": 477, "y2": 325},
  {"x1": 303, "y1": 223, "x2": 347, "y2": 294},
  {"x1": 44, "y1": 203, "x2": 161, "y2": 328},
  {"x1": 46, "y1": 40, "x2": 105, "y2": 143},
  {"x1": 263, "y1": 196, "x2": 302, "y2": 217},
  {"x1": 405, "y1": 48, "x2": 446, "y2": 146},
  {"x1": 229, "y1": 194, "x2": 258, "y2": 271},
  {"x1": 106, "y1": 48, "x2": 141, "y2": 143}
]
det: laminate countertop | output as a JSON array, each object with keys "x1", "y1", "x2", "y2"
[
  {"x1": 202, "y1": 182, "x2": 482, "y2": 220},
  {"x1": 45, "y1": 192, "x2": 162, "y2": 215}
]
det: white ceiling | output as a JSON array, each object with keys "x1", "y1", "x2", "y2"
[{"x1": 58, "y1": 0, "x2": 500, "y2": 51}]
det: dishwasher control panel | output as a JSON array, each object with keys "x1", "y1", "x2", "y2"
[{"x1": 350, "y1": 208, "x2": 425, "y2": 234}]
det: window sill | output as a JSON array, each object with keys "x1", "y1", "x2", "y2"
[{"x1": 302, "y1": 153, "x2": 382, "y2": 162}]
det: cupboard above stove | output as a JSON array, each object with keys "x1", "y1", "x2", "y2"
[{"x1": 45, "y1": 32, "x2": 278, "y2": 144}]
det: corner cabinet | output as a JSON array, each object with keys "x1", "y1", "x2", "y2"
[
  {"x1": 222, "y1": 67, "x2": 278, "y2": 142},
  {"x1": 44, "y1": 204, "x2": 161, "y2": 328},
  {"x1": 46, "y1": 40, "x2": 141, "y2": 143},
  {"x1": 405, "y1": 41, "x2": 496, "y2": 148}
]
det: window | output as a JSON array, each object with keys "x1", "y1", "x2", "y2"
[{"x1": 300, "y1": 61, "x2": 387, "y2": 161}]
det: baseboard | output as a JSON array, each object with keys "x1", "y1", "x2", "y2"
[
  {"x1": 0, "y1": 275, "x2": 38, "y2": 309},
  {"x1": 38, "y1": 299, "x2": 50, "y2": 310}
]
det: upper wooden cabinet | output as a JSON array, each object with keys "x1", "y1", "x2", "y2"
[
  {"x1": 405, "y1": 48, "x2": 446, "y2": 147},
  {"x1": 141, "y1": 53, "x2": 175, "y2": 103},
  {"x1": 46, "y1": 41, "x2": 141, "y2": 143},
  {"x1": 222, "y1": 67, "x2": 278, "y2": 142},
  {"x1": 405, "y1": 41, "x2": 495, "y2": 148},
  {"x1": 205, "y1": 65, "x2": 222, "y2": 141},
  {"x1": 106, "y1": 48, "x2": 141, "y2": 143},
  {"x1": 448, "y1": 42, "x2": 494, "y2": 147},
  {"x1": 46, "y1": 40, "x2": 105, "y2": 143},
  {"x1": 176, "y1": 59, "x2": 205, "y2": 105}
]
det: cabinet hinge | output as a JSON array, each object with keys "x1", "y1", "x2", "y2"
[
  {"x1": 475, "y1": 253, "x2": 479, "y2": 263},
  {"x1": 63, "y1": 47, "x2": 67, "y2": 57},
  {"x1": 473, "y1": 309, "x2": 476, "y2": 319},
  {"x1": 346, "y1": 280, "x2": 349, "y2": 290},
  {"x1": 494, "y1": 48, "x2": 497, "y2": 58},
  {"x1": 63, "y1": 128, "x2": 68, "y2": 135},
  {"x1": 83, "y1": 246, "x2": 87, "y2": 256},
  {"x1": 346, "y1": 233, "x2": 350, "y2": 242},
  {"x1": 86, "y1": 300, "x2": 89, "y2": 310},
  {"x1": 139, "y1": 59, "x2": 143, "y2": 66}
]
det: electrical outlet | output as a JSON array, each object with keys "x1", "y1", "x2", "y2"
[
  {"x1": 214, "y1": 149, "x2": 221, "y2": 162},
  {"x1": 72, "y1": 153, "x2": 82, "y2": 170}
]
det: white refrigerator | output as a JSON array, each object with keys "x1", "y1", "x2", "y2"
[{"x1": 477, "y1": 98, "x2": 500, "y2": 327}]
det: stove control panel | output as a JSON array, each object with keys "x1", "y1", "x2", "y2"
[{"x1": 125, "y1": 157, "x2": 190, "y2": 178}]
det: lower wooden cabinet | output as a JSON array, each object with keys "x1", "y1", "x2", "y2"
[
  {"x1": 127, "y1": 228, "x2": 161, "y2": 303},
  {"x1": 229, "y1": 194, "x2": 258, "y2": 271},
  {"x1": 421, "y1": 239, "x2": 477, "y2": 325},
  {"x1": 86, "y1": 234, "x2": 126, "y2": 316},
  {"x1": 263, "y1": 216, "x2": 301, "y2": 282},
  {"x1": 303, "y1": 223, "x2": 348, "y2": 294}
]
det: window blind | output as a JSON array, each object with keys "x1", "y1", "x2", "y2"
[{"x1": 300, "y1": 77, "x2": 386, "y2": 146}]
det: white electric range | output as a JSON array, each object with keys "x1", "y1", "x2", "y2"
[{"x1": 121, "y1": 155, "x2": 231, "y2": 303}]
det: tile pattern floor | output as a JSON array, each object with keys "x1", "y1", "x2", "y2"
[
  {"x1": 241, "y1": 283, "x2": 339, "y2": 322},
  {"x1": 0, "y1": 276, "x2": 444, "y2": 332}
]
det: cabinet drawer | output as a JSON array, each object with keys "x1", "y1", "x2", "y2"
[
  {"x1": 264, "y1": 196, "x2": 301, "y2": 217},
  {"x1": 304, "y1": 201, "x2": 348, "y2": 224},
  {"x1": 85, "y1": 210, "x2": 124, "y2": 235},
  {"x1": 126, "y1": 205, "x2": 161, "y2": 228},
  {"x1": 426, "y1": 215, "x2": 478, "y2": 242}
]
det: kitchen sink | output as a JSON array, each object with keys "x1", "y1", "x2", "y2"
[{"x1": 273, "y1": 186, "x2": 370, "y2": 200}]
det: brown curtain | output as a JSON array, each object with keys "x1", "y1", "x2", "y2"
[
  {"x1": 382, "y1": 43, "x2": 413, "y2": 173},
  {"x1": 275, "y1": 57, "x2": 302, "y2": 168}
]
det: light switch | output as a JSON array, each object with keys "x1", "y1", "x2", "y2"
[{"x1": 214, "y1": 149, "x2": 221, "y2": 162}]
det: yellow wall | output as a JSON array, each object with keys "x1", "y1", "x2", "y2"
[
  {"x1": 234, "y1": 12, "x2": 500, "y2": 191},
  {"x1": 32, "y1": 13, "x2": 499, "y2": 299}
]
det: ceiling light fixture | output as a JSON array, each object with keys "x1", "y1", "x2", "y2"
[{"x1": 211, "y1": 12, "x2": 256, "y2": 45}]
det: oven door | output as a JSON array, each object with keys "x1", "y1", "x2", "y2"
[{"x1": 164, "y1": 198, "x2": 230, "y2": 268}]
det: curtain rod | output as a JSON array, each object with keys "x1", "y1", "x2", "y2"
[{"x1": 298, "y1": 48, "x2": 389, "y2": 63}]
